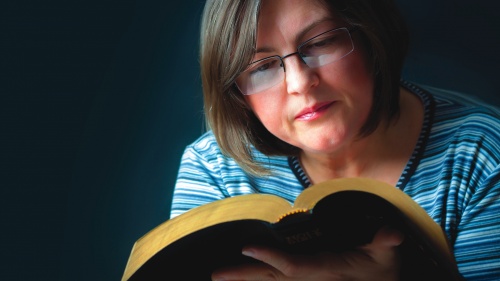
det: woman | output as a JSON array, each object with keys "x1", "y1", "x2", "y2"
[{"x1": 171, "y1": 0, "x2": 500, "y2": 280}]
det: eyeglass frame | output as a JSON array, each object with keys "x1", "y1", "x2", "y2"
[{"x1": 236, "y1": 26, "x2": 357, "y2": 95}]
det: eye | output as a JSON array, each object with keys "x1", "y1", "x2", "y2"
[
  {"x1": 248, "y1": 58, "x2": 280, "y2": 75},
  {"x1": 303, "y1": 34, "x2": 338, "y2": 52}
]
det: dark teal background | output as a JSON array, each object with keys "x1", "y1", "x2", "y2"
[{"x1": 1, "y1": 0, "x2": 499, "y2": 280}]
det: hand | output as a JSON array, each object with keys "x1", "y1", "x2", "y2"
[{"x1": 211, "y1": 225, "x2": 404, "y2": 281}]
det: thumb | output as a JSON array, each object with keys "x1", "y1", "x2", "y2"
[{"x1": 372, "y1": 225, "x2": 405, "y2": 247}]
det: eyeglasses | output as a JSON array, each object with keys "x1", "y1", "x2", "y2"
[{"x1": 236, "y1": 27, "x2": 355, "y2": 95}]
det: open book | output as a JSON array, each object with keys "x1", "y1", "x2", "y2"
[{"x1": 122, "y1": 178, "x2": 463, "y2": 280}]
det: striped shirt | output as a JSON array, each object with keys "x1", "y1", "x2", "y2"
[{"x1": 171, "y1": 81, "x2": 500, "y2": 280}]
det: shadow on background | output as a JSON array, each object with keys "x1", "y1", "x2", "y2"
[
  {"x1": 2, "y1": 1, "x2": 205, "y2": 280},
  {"x1": 0, "y1": 0, "x2": 498, "y2": 280},
  {"x1": 399, "y1": 0, "x2": 500, "y2": 105}
]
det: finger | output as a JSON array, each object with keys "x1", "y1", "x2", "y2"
[
  {"x1": 241, "y1": 245, "x2": 313, "y2": 277},
  {"x1": 360, "y1": 225, "x2": 403, "y2": 268},
  {"x1": 373, "y1": 225, "x2": 405, "y2": 247},
  {"x1": 241, "y1": 245, "x2": 291, "y2": 271}
]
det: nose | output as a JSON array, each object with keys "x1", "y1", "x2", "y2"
[{"x1": 283, "y1": 54, "x2": 319, "y2": 95}]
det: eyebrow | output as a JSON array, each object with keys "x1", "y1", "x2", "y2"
[{"x1": 254, "y1": 17, "x2": 336, "y2": 54}]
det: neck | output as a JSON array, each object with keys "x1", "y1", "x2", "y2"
[{"x1": 299, "y1": 87, "x2": 423, "y2": 186}]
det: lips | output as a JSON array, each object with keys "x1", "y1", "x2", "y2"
[{"x1": 295, "y1": 101, "x2": 335, "y2": 120}]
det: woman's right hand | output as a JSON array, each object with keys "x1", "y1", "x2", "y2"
[{"x1": 212, "y1": 225, "x2": 404, "y2": 281}]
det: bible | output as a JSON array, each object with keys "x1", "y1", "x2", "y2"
[{"x1": 122, "y1": 177, "x2": 463, "y2": 280}]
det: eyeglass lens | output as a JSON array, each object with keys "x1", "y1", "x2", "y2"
[{"x1": 236, "y1": 27, "x2": 354, "y2": 95}]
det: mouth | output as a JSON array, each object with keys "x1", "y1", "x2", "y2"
[{"x1": 295, "y1": 101, "x2": 335, "y2": 121}]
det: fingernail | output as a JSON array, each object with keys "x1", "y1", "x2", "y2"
[{"x1": 242, "y1": 248, "x2": 255, "y2": 257}]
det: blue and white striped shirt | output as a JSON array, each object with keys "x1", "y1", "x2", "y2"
[{"x1": 171, "y1": 81, "x2": 500, "y2": 280}]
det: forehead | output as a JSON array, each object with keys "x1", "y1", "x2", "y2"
[{"x1": 257, "y1": 0, "x2": 336, "y2": 45}]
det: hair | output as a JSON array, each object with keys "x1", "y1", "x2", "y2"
[{"x1": 199, "y1": 0, "x2": 409, "y2": 176}]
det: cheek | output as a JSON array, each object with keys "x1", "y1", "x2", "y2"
[
  {"x1": 244, "y1": 94, "x2": 286, "y2": 131},
  {"x1": 319, "y1": 49, "x2": 374, "y2": 124},
  {"x1": 343, "y1": 47, "x2": 373, "y2": 84},
  {"x1": 320, "y1": 49, "x2": 374, "y2": 100},
  {"x1": 338, "y1": 47, "x2": 374, "y2": 97}
]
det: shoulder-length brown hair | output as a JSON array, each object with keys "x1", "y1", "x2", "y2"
[{"x1": 199, "y1": 0, "x2": 409, "y2": 176}]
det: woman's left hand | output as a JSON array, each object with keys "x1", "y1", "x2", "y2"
[{"x1": 211, "y1": 225, "x2": 404, "y2": 281}]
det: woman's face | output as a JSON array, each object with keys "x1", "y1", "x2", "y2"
[{"x1": 243, "y1": 0, "x2": 374, "y2": 155}]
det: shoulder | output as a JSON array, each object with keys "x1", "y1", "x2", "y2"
[
  {"x1": 181, "y1": 131, "x2": 234, "y2": 168},
  {"x1": 404, "y1": 81, "x2": 500, "y2": 189},
  {"x1": 185, "y1": 130, "x2": 219, "y2": 155},
  {"x1": 432, "y1": 86, "x2": 499, "y2": 143},
  {"x1": 173, "y1": 131, "x2": 304, "y2": 215},
  {"x1": 180, "y1": 131, "x2": 293, "y2": 178},
  {"x1": 421, "y1": 83, "x2": 500, "y2": 120},
  {"x1": 402, "y1": 83, "x2": 500, "y2": 228},
  {"x1": 405, "y1": 82, "x2": 500, "y2": 140},
  {"x1": 184, "y1": 131, "x2": 292, "y2": 167},
  {"x1": 180, "y1": 131, "x2": 239, "y2": 176},
  {"x1": 421, "y1": 84, "x2": 499, "y2": 160}
]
